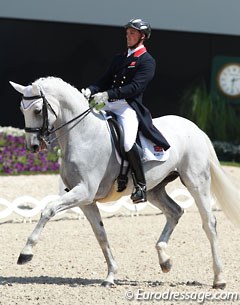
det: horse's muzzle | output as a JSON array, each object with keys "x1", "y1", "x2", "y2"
[{"x1": 29, "y1": 139, "x2": 47, "y2": 153}]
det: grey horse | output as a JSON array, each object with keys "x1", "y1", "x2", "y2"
[{"x1": 10, "y1": 77, "x2": 240, "y2": 288}]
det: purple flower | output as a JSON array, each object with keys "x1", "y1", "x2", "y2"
[{"x1": 0, "y1": 132, "x2": 59, "y2": 174}]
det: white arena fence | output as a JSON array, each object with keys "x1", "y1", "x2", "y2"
[{"x1": 0, "y1": 188, "x2": 212, "y2": 222}]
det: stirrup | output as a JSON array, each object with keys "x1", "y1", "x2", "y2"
[{"x1": 131, "y1": 184, "x2": 147, "y2": 203}]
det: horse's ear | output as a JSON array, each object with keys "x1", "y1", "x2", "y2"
[
  {"x1": 31, "y1": 83, "x2": 41, "y2": 95},
  {"x1": 9, "y1": 81, "x2": 25, "y2": 94}
]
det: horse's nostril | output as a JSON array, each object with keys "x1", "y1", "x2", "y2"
[{"x1": 32, "y1": 145, "x2": 39, "y2": 152}]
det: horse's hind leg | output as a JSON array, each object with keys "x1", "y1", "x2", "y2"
[
  {"x1": 182, "y1": 170, "x2": 226, "y2": 289},
  {"x1": 80, "y1": 203, "x2": 118, "y2": 287},
  {"x1": 148, "y1": 186, "x2": 184, "y2": 273},
  {"x1": 193, "y1": 193, "x2": 225, "y2": 288}
]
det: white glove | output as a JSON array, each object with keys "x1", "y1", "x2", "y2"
[
  {"x1": 81, "y1": 88, "x2": 91, "y2": 100},
  {"x1": 93, "y1": 92, "x2": 109, "y2": 105}
]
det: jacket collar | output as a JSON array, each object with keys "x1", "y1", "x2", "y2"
[
  {"x1": 133, "y1": 47, "x2": 147, "y2": 57},
  {"x1": 127, "y1": 45, "x2": 147, "y2": 58}
]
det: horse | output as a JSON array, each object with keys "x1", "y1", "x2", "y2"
[{"x1": 10, "y1": 77, "x2": 240, "y2": 289}]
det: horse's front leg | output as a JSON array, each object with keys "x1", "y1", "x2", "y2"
[
  {"x1": 17, "y1": 183, "x2": 96, "y2": 265},
  {"x1": 17, "y1": 209, "x2": 52, "y2": 264},
  {"x1": 80, "y1": 204, "x2": 118, "y2": 287}
]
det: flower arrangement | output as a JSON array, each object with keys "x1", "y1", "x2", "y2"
[{"x1": 0, "y1": 126, "x2": 59, "y2": 174}]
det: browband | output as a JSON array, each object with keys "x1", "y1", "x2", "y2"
[{"x1": 22, "y1": 95, "x2": 42, "y2": 100}]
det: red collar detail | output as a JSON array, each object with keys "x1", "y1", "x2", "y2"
[{"x1": 134, "y1": 47, "x2": 147, "y2": 57}]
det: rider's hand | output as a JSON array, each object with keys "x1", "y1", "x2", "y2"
[
  {"x1": 93, "y1": 92, "x2": 109, "y2": 105},
  {"x1": 81, "y1": 88, "x2": 91, "y2": 100}
]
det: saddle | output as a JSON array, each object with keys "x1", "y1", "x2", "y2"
[{"x1": 107, "y1": 116, "x2": 127, "y2": 161}]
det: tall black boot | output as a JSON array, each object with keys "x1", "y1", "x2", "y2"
[{"x1": 126, "y1": 143, "x2": 147, "y2": 203}]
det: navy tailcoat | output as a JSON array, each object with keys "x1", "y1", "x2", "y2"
[{"x1": 88, "y1": 47, "x2": 170, "y2": 150}]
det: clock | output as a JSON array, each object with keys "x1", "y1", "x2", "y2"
[
  {"x1": 217, "y1": 63, "x2": 240, "y2": 97},
  {"x1": 211, "y1": 56, "x2": 240, "y2": 104}
]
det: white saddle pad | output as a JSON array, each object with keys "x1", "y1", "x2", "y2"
[{"x1": 139, "y1": 132, "x2": 169, "y2": 162}]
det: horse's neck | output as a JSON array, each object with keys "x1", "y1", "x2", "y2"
[
  {"x1": 55, "y1": 98, "x2": 104, "y2": 154},
  {"x1": 58, "y1": 91, "x2": 87, "y2": 118},
  {"x1": 38, "y1": 79, "x2": 113, "y2": 163}
]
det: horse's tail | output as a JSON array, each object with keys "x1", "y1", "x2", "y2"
[{"x1": 204, "y1": 133, "x2": 240, "y2": 227}]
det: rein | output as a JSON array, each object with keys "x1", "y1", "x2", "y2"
[{"x1": 22, "y1": 90, "x2": 96, "y2": 144}]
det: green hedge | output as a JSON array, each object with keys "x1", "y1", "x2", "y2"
[
  {"x1": 180, "y1": 82, "x2": 240, "y2": 143},
  {"x1": 180, "y1": 83, "x2": 240, "y2": 162},
  {"x1": 213, "y1": 141, "x2": 240, "y2": 162}
]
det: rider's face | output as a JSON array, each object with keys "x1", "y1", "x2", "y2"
[{"x1": 126, "y1": 28, "x2": 144, "y2": 48}]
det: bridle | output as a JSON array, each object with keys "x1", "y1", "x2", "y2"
[
  {"x1": 22, "y1": 89, "x2": 96, "y2": 145},
  {"x1": 23, "y1": 90, "x2": 57, "y2": 139}
]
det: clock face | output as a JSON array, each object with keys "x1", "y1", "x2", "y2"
[{"x1": 217, "y1": 63, "x2": 240, "y2": 97}]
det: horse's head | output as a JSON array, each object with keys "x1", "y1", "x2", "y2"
[{"x1": 9, "y1": 81, "x2": 58, "y2": 152}]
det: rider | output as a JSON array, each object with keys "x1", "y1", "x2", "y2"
[{"x1": 81, "y1": 18, "x2": 170, "y2": 203}]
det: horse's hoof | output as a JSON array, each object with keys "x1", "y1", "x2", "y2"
[
  {"x1": 213, "y1": 282, "x2": 226, "y2": 289},
  {"x1": 101, "y1": 281, "x2": 115, "y2": 288},
  {"x1": 160, "y1": 259, "x2": 172, "y2": 273},
  {"x1": 17, "y1": 254, "x2": 33, "y2": 265}
]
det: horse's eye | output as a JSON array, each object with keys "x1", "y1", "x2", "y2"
[{"x1": 34, "y1": 109, "x2": 41, "y2": 115}]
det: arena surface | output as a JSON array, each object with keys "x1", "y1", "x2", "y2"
[{"x1": 0, "y1": 167, "x2": 239, "y2": 304}]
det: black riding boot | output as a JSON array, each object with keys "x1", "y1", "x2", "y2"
[{"x1": 126, "y1": 143, "x2": 147, "y2": 203}]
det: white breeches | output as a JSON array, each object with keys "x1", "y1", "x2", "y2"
[{"x1": 103, "y1": 99, "x2": 139, "y2": 152}]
